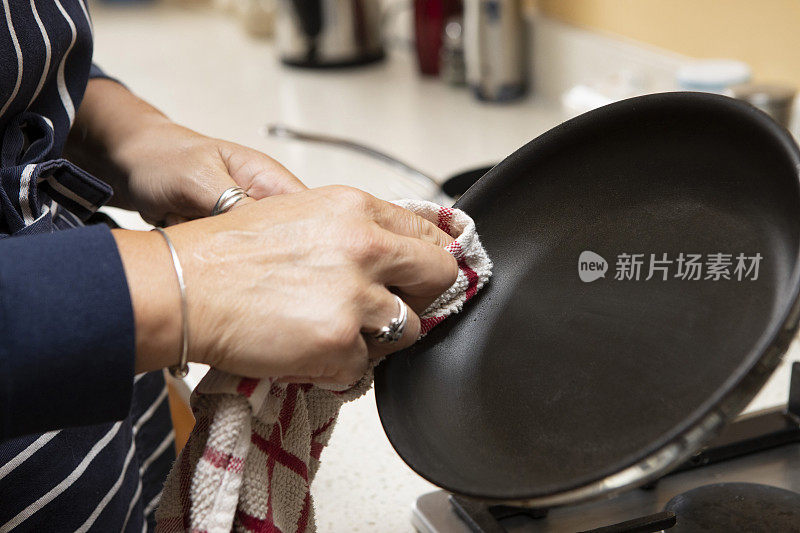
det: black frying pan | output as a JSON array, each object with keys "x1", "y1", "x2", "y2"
[{"x1": 374, "y1": 92, "x2": 800, "y2": 507}]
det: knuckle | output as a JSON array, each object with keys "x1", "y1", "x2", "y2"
[
  {"x1": 352, "y1": 282, "x2": 378, "y2": 310},
  {"x1": 345, "y1": 235, "x2": 374, "y2": 262},
  {"x1": 414, "y1": 217, "x2": 442, "y2": 246},
  {"x1": 345, "y1": 227, "x2": 387, "y2": 263},
  {"x1": 323, "y1": 185, "x2": 373, "y2": 212},
  {"x1": 317, "y1": 316, "x2": 361, "y2": 353}
]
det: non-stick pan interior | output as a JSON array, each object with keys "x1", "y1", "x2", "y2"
[{"x1": 375, "y1": 93, "x2": 800, "y2": 501}]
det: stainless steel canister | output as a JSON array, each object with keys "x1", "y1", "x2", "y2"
[{"x1": 464, "y1": 0, "x2": 527, "y2": 102}]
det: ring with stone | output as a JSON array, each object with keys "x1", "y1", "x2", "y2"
[{"x1": 373, "y1": 295, "x2": 409, "y2": 344}]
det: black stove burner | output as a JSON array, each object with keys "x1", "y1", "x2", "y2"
[{"x1": 664, "y1": 482, "x2": 800, "y2": 532}]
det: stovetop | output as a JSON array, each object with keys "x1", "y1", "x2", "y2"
[{"x1": 412, "y1": 364, "x2": 800, "y2": 533}]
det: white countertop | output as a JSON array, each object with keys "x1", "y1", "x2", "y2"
[
  {"x1": 90, "y1": 4, "x2": 800, "y2": 532},
  {"x1": 91, "y1": 3, "x2": 563, "y2": 200}
]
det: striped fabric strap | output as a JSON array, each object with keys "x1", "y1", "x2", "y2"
[{"x1": 0, "y1": 112, "x2": 111, "y2": 235}]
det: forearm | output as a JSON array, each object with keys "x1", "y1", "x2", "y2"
[{"x1": 65, "y1": 78, "x2": 170, "y2": 210}]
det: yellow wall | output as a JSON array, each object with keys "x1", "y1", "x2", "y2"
[{"x1": 537, "y1": 0, "x2": 800, "y2": 88}]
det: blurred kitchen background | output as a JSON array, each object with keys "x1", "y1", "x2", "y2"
[{"x1": 90, "y1": 1, "x2": 800, "y2": 531}]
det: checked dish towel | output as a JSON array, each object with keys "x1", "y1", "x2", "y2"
[{"x1": 155, "y1": 200, "x2": 492, "y2": 533}]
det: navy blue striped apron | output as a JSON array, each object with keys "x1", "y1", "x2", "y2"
[{"x1": 0, "y1": 1, "x2": 175, "y2": 531}]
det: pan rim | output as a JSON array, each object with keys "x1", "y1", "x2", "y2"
[{"x1": 374, "y1": 91, "x2": 800, "y2": 505}]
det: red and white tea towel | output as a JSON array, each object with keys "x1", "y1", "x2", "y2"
[{"x1": 155, "y1": 200, "x2": 492, "y2": 533}]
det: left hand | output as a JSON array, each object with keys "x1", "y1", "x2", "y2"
[
  {"x1": 66, "y1": 78, "x2": 306, "y2": 223},
  {"x1": 112, "y1": 121, "x2": 307, "y2": 225}
]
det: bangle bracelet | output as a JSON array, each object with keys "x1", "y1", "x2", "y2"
[{"x1": 152, "y1": 227, "x2": 190, "y2": 378}]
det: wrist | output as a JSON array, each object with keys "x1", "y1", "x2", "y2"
[
  {"x1": 152, "y1": 227, "x2": 190, "y2": 377},
  {"x1": 107, "y1": 118, "x2": 179, "y2": 178},
  {"x1": 66, "y1": 79, "x2": 172, "y2": 210},
  {"x1": 113, "y1": 228, "x2": 183, "y2": 373}
]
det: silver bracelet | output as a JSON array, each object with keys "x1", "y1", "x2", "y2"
[
  {"x1": 152, "y1": 227, "x2": 190, "y2": 378},
  {"x1": 212, "y1": 186, "x2": 249, "y2": 216}
]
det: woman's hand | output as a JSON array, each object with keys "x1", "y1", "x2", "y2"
[
  {"x1": 115, "y1": 186, "x2": 458, "y2": 385},
  {"x1": 110, "y1": 122, "x2": 305, "y2": 224},
  {"x1": 66, "y1": 79, "x2": 304, "y2": 223}
]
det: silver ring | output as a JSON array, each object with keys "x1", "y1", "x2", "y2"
[
  {"x1": 212, "y1": 186, "x2": 248, "y2": 216},
  {"x1": 373, "y1": 295, "x2": 408, "y2": 344}
]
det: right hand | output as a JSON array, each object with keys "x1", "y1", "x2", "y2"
[{"x1": 116, "y1": 186, "x2": 458, "y2": 385}]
